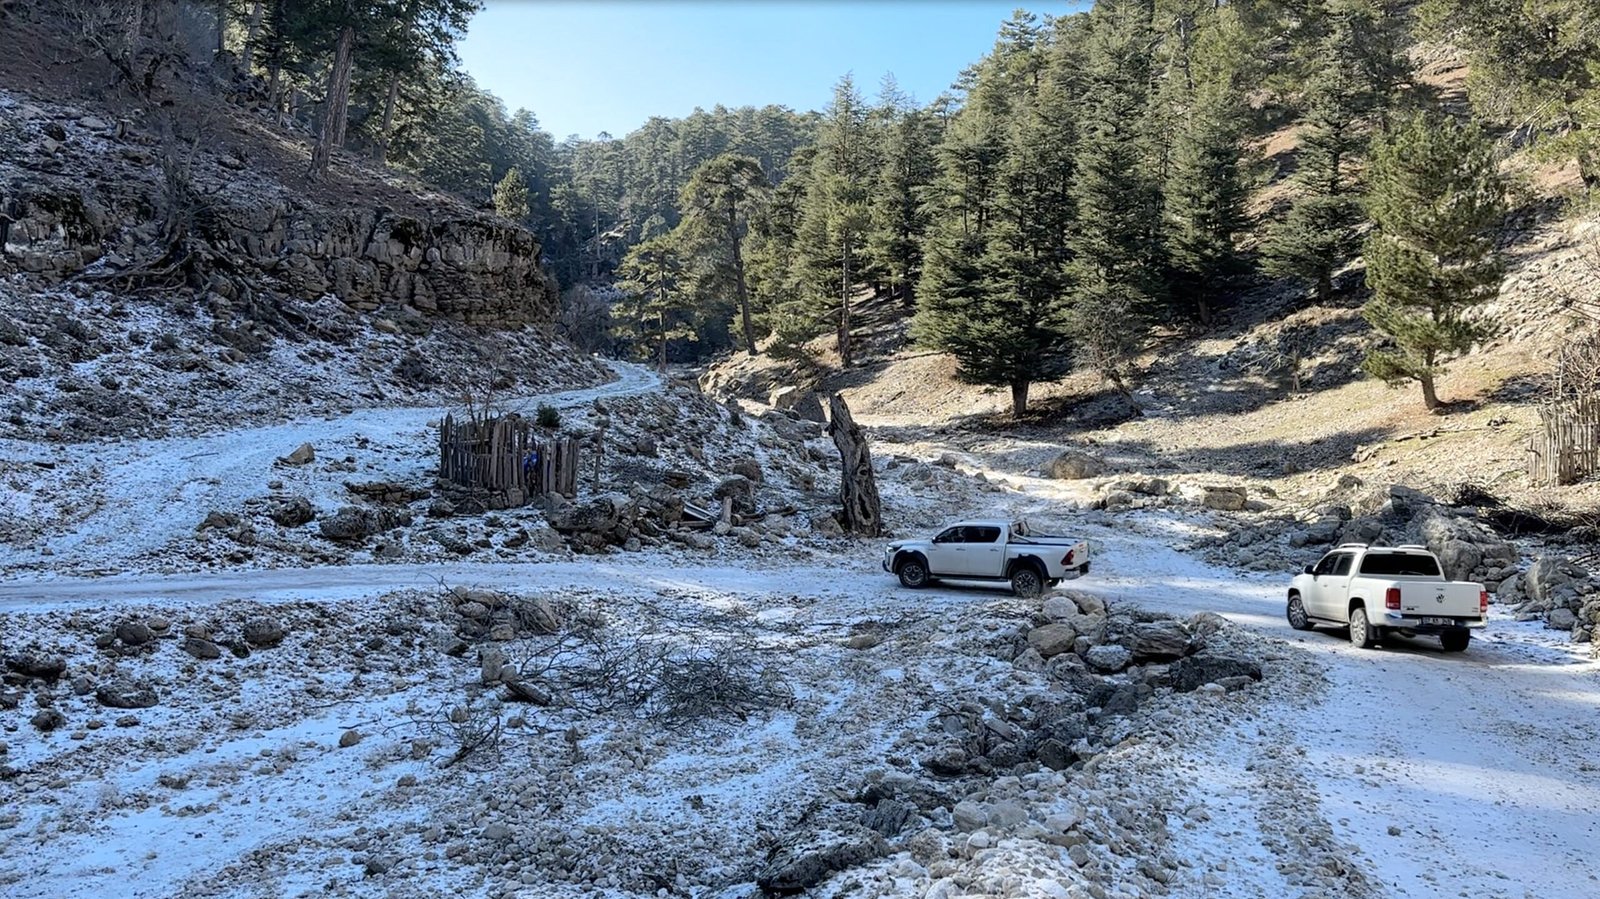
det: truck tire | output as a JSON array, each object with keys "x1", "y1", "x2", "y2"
[
  {"x1": 1010, "y1": 565, "x2": 1044, "y2": 598},
  {"x1": 1348, "y1": 604, "x2": 1379, "y2": 649},
  {"x1": 896, "y1": 555, "x2": 931, "y2": 589},
  {"x1": 1286, "y1": 593, "x2": 1313, "y2": 631},
  {"x1": 1440, "y1": 630, "x2": 1471, "y2": 653}
]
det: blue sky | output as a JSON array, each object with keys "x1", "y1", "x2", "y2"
[{"x1": 458, "y1": 1, "x2": 1083, "y2": 141}]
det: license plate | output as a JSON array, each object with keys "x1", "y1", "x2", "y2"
[{"x1": 1420, "y1": 616, "x2": 1456, "y2": 627}]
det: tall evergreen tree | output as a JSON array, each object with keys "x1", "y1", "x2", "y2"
[
  {"x1": 1263, "y1": 0, "x2": 1405, "y2": 302},
  {"x1": 613, "y1": 236, "x2": 693, "y2": 372},
  {"x1": 1067, "y1": 0, "x2": 1164, "y2": 404},
  {"x1": 678, "y1": 154, "x2": 770, "y2": 355},
  {"x1": 1361, "y1": 112, "x2": 1506, "y2": 409},
  {"x1": 796, "y1": 75, "x2": 876, "y2": 367},
  {"x1": 868, "y1": 97, "x2": 938, "y2": 309},
  {"x1": 1164, "y1": 79, "x2": 1248, "y2": 326}
]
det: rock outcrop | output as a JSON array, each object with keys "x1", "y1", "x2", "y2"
[{"x1": 0, "y1": 95, "x2": 556, "y2": 326}]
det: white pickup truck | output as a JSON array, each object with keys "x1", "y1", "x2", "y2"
[
  {"x1": 883, "y1": 519, "x2": 1090, "y2": 598},
  {"x1": 1286, "y1": 543, "x2": 1488, "y2": 652}
]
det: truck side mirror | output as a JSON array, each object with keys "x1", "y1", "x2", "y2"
[{"x1": 1303, "y1": 565, "x2": 1315, "y2": 575}]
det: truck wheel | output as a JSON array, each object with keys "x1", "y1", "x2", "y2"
[
  {"x1": 1010, "y1": 566, "x2": 1044, "y2": 598},
  {"x1": 1348, "y1": 605, "x2": 1379, "y2": 649},
  {"x1": 897, "y1": 557, "x2": 930, "y2": 589},
  {"x1": 1440, "y1": 630, "x2": 1471, "y2": 653},
  {"x1": 1286, "y1": 593, "x2": 1313, "y2": 631}
]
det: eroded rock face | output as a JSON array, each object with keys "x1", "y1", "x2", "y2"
[{"x1": 0, "y1": 103, "x2": 557, "y2": 326}]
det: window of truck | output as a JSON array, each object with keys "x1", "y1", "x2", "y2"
[{"x1": 1359, "y1": 553, "x2": 1441, "y2": 577}]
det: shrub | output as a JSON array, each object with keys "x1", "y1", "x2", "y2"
[{"x1": 536, "y1": 403, "x2": 561, "y2": 428}]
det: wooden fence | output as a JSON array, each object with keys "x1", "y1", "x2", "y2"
[
  {"x1": 1527, "y1": 397, "x2": 1600, "y2": 487},
  {"x1": 438, "y1": 413, "x2": 581, "y2": 503}
]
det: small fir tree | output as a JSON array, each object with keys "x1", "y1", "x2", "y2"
[
  {"x1": 492, "y1": 166, "x2": 530, "y2": 222},
  {"x1": 1360, "y1": 112, "x2": 1506, "y2": 409}
]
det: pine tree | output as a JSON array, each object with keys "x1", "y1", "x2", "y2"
[
  {"x1": 913, "y1": 33, "x2": 1076, "y2": 419},
  {"x1": 493, "y1": 166, "x2": 530, "y2": 222},
  {"x1": 1263, "y1": 0, "x2": 1404, "y2": 302},
  {"x1": 1067, "y1": 0, "x2": 1164, "y2": 405},
  {"x1": 868, "y1": 99, "x2": 938, "y2": 309},
  {"x1": 796, "y1": 75, "x2": 876, "y2": 367},
  {"x1": 613, "y1": 235, "x2": 693, "y2": 372},
  {"x1": 1361, "y1": 112, "x2": 1506, "y2": 410},
  {"x1": 678, "y1": 154, "x2": 770, "y2": 356}
]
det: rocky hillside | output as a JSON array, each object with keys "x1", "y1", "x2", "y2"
[{"x1": 0, "y1": 25, "x2": 610, "y2": 441}]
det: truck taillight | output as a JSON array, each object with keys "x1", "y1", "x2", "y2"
[
  {"x1": 1062, "y1": 549, "x2": 1074, "y2": 565},
  {"x1": 1385, "y1": 587, "x2": 1402, "y2": 610},
  {"x1": 1480, "y1": 590, "x2": 1490, "y2": 614}
]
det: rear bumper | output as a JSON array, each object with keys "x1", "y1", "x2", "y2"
[{"x1": 1382, "y1": 613, "x2": 1486, "y2": 631}]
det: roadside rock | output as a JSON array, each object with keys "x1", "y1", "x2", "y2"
[
  {"x1": 1048, "y1": 449, "x2": 1104, "y2": 480},
  {"x1": 279, "y1": 442, "x2": 315, "y2": 465},
  {"x1": 1026, "y1": 623, "x2": 1079, "y2": 659},
  {"x1": 96, "y1": 681, "x2": 159, "y2": 709},
  {"x1": 268, "y1": 495, "x2": 316, "y2": 527},
  {"x1": 757, "y1": 824, "x2": 889, "y2": 893},
  {"x1": 180, "y1": 637, "x2": 221, "y2": 660},
  {"x1": 5, "y1": 652, "x2": 66, "y2": 680},
  {"x1": 319, "y1": 506, "x2": 410, "y2": 542},
  {"x1": 1083, "y1": 644, "x2": 1132, "y2": 672},
  {"x1": 1165, "y1": 654, "x2": 1263, "y2": 692},
  {"x1": 1202, "y1": 486, "x2": 1248, "y2": 512},
  {"x1": 1125, "y1": 620, "x2": 1194, "y2": 662},
  {"x1": 242, "y1": 617, "x2": 286, "y2": 647},
  {"x1": 32, "y1": 708, "x2": 66, "y2": 731},
  {"x1": 115, "y1": 621, "x2": 154, "y2": 646}
]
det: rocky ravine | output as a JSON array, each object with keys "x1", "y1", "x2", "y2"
[{"x1": 0, "y1": 571, "x2": 1309, "y2": 899}]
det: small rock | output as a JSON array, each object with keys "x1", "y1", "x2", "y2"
[
  {"x1": 32, "y1": 708, "x2": 66, "y2": 732},
  {"x1": 1083, "y1": 644, "x2": 1132, "y2": 672},
  {"x1": 280, "y1": 443, "x2": 316, "y2": 465},
  {"x1": 96, "y1": 682, "x2": 158, "y2": 709},
  {"x1": 181, "y1": 637, "x2": 221, "y2": 660},
  {"x1": 115, "y1": 621, "x2": 154, "y2": 646},
  {"x1": 242, "y1": 617, "x2": 285, "y2": 648},
  {"x1": 339, "y1": 730, "x2": 363, "y2": 748}
]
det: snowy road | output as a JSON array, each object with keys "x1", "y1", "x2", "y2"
[{"x1": 0, "y1": 362, "x2": 658, "y2": 573}]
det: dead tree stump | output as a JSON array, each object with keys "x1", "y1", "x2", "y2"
[{"x1": 826, "y1": 393, "x2": 883, "y2": 537}]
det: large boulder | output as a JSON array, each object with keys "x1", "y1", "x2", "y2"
[
  {"x1": 1125, "y1": 620, "x2": 1194, "y2": 662},
  {"x1": 1165, "y1": 654, "x2": 1263, "y2": 692},
  {"x1": 546, "y1": 496, "x2": 623, "y2": 534},
  {"x1": 770, "y1": 386, "x2": 827, "y2": 423},
  {"x1": 1202, "y1": 486, "x2": 1248, "y2": 512},
  {"x1": 1048, "y1": 449, "x2": 1105, "y2": 480},
  {"x1": 96, "y1": 681, "x2": 159, "y2": 709},
  {"x1": 757, "y1": 823, "x2": 889, "y2": 893},
  {"x1": 318, "y1": 506, "x2": 410, "y2": 542},
  {"x1": 268, "y1": 495, "x2": 317, "y2": 527},
  {"x1": 1522, "y1": 556, "x2": 1587, "y2": 613},
  {"x1": 1026, "y1": 623, "x2": 1079, "y2": 659}
]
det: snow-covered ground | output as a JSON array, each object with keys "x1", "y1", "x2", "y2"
[{"x1": 2, "y1": 371, "x2": 1598, "y2": 898}]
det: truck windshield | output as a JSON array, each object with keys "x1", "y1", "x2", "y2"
[{"x1": 1359, "y1": 553, "x2": 1441, "y2": 577}]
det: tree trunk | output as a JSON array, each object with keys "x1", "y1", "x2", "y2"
[
  {"x1": 308, "y1": 24, "x2": 355, "y2": 180},
  {"x1": 826, "y1": 394, "x2": 882, "y2": 537},
  {"x1": 374, "y1": 73, "x2": 400, "y2": 165},
  {"x1": 1420, "y1": 371, "x2": 1440, "y2": 410},
  {"x1": 729, "y1": 203, "x2": 755, "y2": 356},
  {"x1": 657, "y1": 309, "x2": 668, "y2": 374},
  {"x1": 1010, "y1": 381, "x2": 1029, "y2": 419},
  {"x1": 244, "y1": 1, "x2": 264, "y2": 63},
  {"x1": 214, "y1": 0, "x2": 228, "y2": 58},
  {"x1": 838, "y1": 240, "x2": 853, "y2": 367}
]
